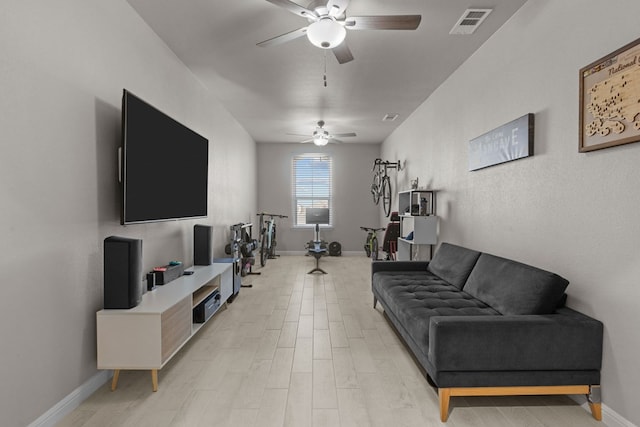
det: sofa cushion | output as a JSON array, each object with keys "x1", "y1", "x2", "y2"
[
  {"x1": 372, "y1": 272, "x2": 499, "y2": 352},
  {"x1": 464, "y1": 253, "x2": 569, "y2": 315},
  {"x1": 427, "y1": 243, "x2": 481, "y2": 289}
]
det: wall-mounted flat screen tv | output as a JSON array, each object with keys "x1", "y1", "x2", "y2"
[{"x1": 121, "y1": 89, "x2": 208, "y2": 224}]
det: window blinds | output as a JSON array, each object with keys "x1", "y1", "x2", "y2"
[{"x1": 292, "y1": 153, "x2": 333, "y2": 226}]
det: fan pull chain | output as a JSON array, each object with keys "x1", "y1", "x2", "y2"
[{"x1": 323, "y1": 51, "x2": 328, "y2": 88}]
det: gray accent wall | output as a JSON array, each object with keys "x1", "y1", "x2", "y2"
[
  {"x1": 381, "y1": 1, "x2": 640, "y2": 425},
  {"x1": 257, "y1": 143, "x2": 381, "y2": 253},
  {"x1": 0, "y1": 2, "x2": 256, "y2": 426}
]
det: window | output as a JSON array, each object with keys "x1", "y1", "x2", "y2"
[{"x1": 292, "y1": 153, "x2": 333, "y2": 226}]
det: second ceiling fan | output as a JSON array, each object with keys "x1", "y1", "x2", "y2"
[
  {"x1": 257, "y1": 0, "x2": 422, "y2": 64},
  {"x1": 289, "y1": 120, "x2": 356, "y2": 145}
]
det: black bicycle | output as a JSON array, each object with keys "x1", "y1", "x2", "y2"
[{"x1": 257, "y1": 212, "x2": 288, "y2": 267}]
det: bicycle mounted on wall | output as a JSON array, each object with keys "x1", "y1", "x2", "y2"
[
  {"x1": 256, "y1": 212, "x2": 288, "y2": 267},
  {"x1": 370, "y1": 158, "x2": 401, "y2": 217}
]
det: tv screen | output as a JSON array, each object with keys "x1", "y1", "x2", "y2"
[
  {"x1": 121, "y1": 90, "x2": 208, "y2": 224},
  {"x1": 305, "y1": 208, "x2": 330, "y2": 225}
]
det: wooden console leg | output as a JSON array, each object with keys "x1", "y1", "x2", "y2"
[
  {"x1": 111, "y1": 370, "x2": 120, "y2": 391},
  {"x1": 151, "y1": 369, "x2": 158, "y2": 392},
  {"x1": 439, "y1": 388, "x2": 451, "y2": 422}
]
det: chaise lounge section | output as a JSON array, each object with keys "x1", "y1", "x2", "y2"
[{"x1": 371, "y1": 242, "x2": 603, "y2": 422}]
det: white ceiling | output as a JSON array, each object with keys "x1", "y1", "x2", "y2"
[{"x1": 126, "y1": 0, "x2": 527, "y2": 144}]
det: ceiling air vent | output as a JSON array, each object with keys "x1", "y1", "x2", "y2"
[
  {"x1": 382, "y1": 113, "x2": 399, "y2": 122},
  {"x1": 449, "y1": 8, "x2": 492, "y2": 35}
]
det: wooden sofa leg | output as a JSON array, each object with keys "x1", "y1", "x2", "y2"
[
  {"x1": 588, "y1": 385, "x2": 602, "y2": 421},
  {"x1": 437, "y1": 385, "x2": 601, "y2": 422},
  {"x1": 373, "y1": 296, "x2": 377, "y2": 309},
  {"x1": 439, "y1": 388, "x2": 451, "y2": 422},
  {"x1": 589, "y1": 402, "x2": 602, "y2": 421}
]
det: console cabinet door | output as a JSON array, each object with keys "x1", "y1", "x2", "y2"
[
  {"x1": 97, "y1": 312, "x2": 162, "y2": 369},
  {"x1": 161, "y1": 296, "x2": 192, "y2": 363},
  {"x1": 219, "y1": 267, "x2": 233, "y2": 303},
  {"x1": 97, "y1": 296, "x2": 192, "y2": 369}
]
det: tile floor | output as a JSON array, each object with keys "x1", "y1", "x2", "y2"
[{"x1": 57, "y1": 255, "x2": 601, "y2": 427}]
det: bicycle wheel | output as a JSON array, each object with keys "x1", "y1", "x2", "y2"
[
  {"x1": 371, "y1": 235, "x2": 379, "y2": 260},
  {"x1": 381, "y1": 175, "x2": 392, "y2": 217},
  {"x1": 269, "y1": 228, "x2": 277, "y2": 258},
  {"x1": 260, "y1": 231, "x2": 268, "y2": 267},
  {"x1": 371, "y1": 170, "x2": 381, "y2": 205},
  {"x1": 371, "y1": 183, "x2": 380, "y2": 205},
  {"x1": 364, "y1": 238, "x2": 371, "y2": 257}
]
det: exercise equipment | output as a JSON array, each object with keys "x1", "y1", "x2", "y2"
[{"x1": 305, "y1": 208, "x2": 329, "y2": 274}]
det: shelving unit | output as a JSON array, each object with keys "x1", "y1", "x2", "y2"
[
  {"x1": 398, "y1": 189, "x2": 436, "y2": 216},
  {"x1": 397, "y1": 189, "x2": 439, "y2": 261},
  {"x1": 192, "y1": 283, "x2": 219, "y2": 308},
  {"x1": 96, "y1": 262, "x2": 232, "y2": 391}
]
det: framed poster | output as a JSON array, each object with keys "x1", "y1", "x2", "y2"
[
  {"x1": 468, "y1": 113, "x2": 534, "y2": 171},
  {"x1": 579, "y1": 37, "x2": 640, "y2": 152}
]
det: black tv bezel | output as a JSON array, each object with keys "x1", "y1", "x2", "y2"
[{"x1": 120, "y1": 89, "x2": 209, "y2": 225}]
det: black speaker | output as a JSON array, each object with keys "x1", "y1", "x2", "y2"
[
  {"x1": 104, "y1": 236, "x2": 143, "y2": 309},
  {"x1": 194, "y1": 224, "x2": 213, "y2": 265}
]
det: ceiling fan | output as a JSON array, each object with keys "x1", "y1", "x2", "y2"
[
  {"x1": 257, "y1": 0, "x2": 422, "y2": 64},
  {"x1": 288, "y1": 120, "x2": 356, "y2": 145}
]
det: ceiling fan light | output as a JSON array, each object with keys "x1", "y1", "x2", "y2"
[
  {"x1": 306, "y1": 19, "x2": 346, "y2": 49},
  {"x1": 313, "y1": 134, "x2": 329, "y2": 146}
]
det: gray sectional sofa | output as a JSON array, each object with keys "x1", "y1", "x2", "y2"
[{"x1": 371, "y1": 242, "x2": 603, "y2": 422}]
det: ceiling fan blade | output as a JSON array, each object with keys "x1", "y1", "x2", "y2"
[
  {"x1": 300, "y1": 138, "x2": 314, "y2": 143},
  {"x1": 327, "y1": 0, "x2": 350, "y2": 18},
  {"x1": 344, "y1": 15, "x2": 422, "y2": 30},
  {"x1": 329, "y1": 138, "x2": 344, "y2": 144},
  {"x1": 332, "y1": 42, "x2": 354, "y2": 64},
  {"x1": 257, "y1": 27, "x2": 308, "y2": 47},
  {"x1": 332, "y1": 132, "x2": 356, "y2": 137},
  {"x1": 265, "y1": 0, "x2": 319, "y2": 20},
  {"x1": 286, "y1": 132, "x2": 312, "y2": 137}
]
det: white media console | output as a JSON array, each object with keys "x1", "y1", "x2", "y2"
[{"x1": 96, "y1": 262, "x2": 233, "y2": 391}]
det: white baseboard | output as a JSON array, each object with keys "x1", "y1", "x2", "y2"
[
  {"x1": 278, "y1": 251, "x2": 364, "y2": 257},
  {"x1": 278, "y1": 251, "x2": 365, "y2": 258},
  {"x1": 602, "y1": 405, "x2": 639, "y2": 427},
  {"x1": 599, "y1": 403, "x2": 637, "y2": 427},
  {"x1": 570, "y1": 395, "x2": 637, "y2": 427},
  {"x1": 28, "y1": 370, "x2": 111, "y2": 427}
]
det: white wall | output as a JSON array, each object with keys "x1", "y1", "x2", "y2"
[
  {"x1": 0, "y1": 1, "x2": 256, "y2": 426},
  {"x1": 382, "y1": 0, "x2": 640, "y2": 425},
  {"x1": 257, "y1": 143, "x2": 381, "y2": 253}
]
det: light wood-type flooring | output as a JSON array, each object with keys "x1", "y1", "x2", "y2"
[{"x1": 58, "y1": 255, "x2": 601, "y2": 427}]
